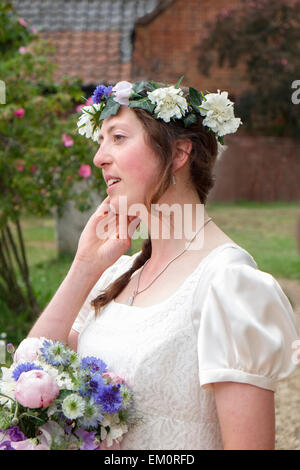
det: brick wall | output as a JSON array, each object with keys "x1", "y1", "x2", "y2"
[
  {"x1": 132, "y1": 0, "x2": 247, "y2": 97},
  {"x1": 208, "y1": 136, "x2": 300, "y2": 202}
]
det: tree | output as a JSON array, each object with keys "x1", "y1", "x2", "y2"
[
  {"x1": 197, "y1": 0, "x2": 300, "y2": 138},
  {"x1": 0, "y1": 1, "x2": 103, "y2": 319}
]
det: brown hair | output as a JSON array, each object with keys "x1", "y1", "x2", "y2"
[{"x1": 91, "y1": 106, "x2": 218, "y2": 315}]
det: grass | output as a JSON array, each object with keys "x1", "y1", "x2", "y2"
[
  {"x1": 23, "y1": 200, "x2": 300, "y2": 280},
  {"x1": 1, "y1": 201, "x2": 300, "y2": 345}
]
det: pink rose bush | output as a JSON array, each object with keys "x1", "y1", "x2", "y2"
[
  {"x1": 0, "y1": 338, "x2": 136, "y2": 450},
  {"x1": 14, "y1": 108, "x2": 25, "y2": 118},
  {"x1": 61, "y1": 133, "x2": 74, "y2": 147},
  {"x1": 78, "y1": 164, "x2": 92, "y2": 178}
]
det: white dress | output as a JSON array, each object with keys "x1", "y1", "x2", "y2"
[{"x1": 72, "y1": 242, "x2": 298, "y2": 450}]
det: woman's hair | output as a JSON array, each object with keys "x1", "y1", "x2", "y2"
[{"x1": 91, "y1": 106, "x2": 218, "y2": 315}]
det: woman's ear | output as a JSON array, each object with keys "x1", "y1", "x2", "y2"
[{"x1": 173, "y1": 139, "x2": 193, "y2": 171}]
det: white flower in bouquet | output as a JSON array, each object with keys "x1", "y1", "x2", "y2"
[
  {"x1": 199, "y1": 90, "x2": 242, "y2": 137},
  {"x1": 62, "y1": 393, "x2": 85, "y2": 420},
  {"x1": 147, "y1": 85, "x2": 189, "y2": 123},
  {"x1": 100, "y1": 413, "x2": 128, "y2": 447},
  {"x1": 0, "y1": 366, "x2": 15, "y2": 408}
]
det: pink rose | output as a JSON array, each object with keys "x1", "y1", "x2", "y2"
[
  {"x1": 14, "y1": 369, "x2": 59, "y2": 408},
  {"x1": 16, "y1": 165, "x2": 24, "y2": 172},
  {"x1": 78, "y1": 164, "x2": 92, "y2": 178},
  {"x1": 102, "y1": 371, "x2": 125, "y2": 385},
  {"x1": 76, "y1": 104, "x2": 85, "y2": 113},
  {"x1": 19, "y1": 46, "x2": 28, "y2": 55},
  {"x1": 18, "y1": 17, "x2": 28, "y2": 27},
  {"x1": 62, "y1": 133, "x2": 74, "y2": 147},
  {"x1": 14, "y1": 108, "x2": 25, "y2": 118},
  {"x1": 14, "y1": 337, "x2": 44, "y2": 363},
  {"x1": 112, "y1": 81, "x2": 133, "y2": 106}
]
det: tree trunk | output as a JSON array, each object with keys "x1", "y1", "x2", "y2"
[{"x1": 0, "y1": 216, "x2": 40, "y2": 319}]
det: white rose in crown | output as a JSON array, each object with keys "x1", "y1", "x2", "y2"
[
  {"x1": 199, "y1": 90, "x2": 242, "y2": 137},
  {"x1": 112, "y1": 81, "x2": 133, "y2": 106},
  {"x1": 147, "y1": 85, "x2": 189, "y2": 123}
]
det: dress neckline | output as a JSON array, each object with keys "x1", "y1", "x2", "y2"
[{"x1": 112, "y1": 242, "x2": 239, "y2": 310}]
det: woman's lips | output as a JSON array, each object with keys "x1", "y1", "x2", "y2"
[{"x1": 107, "y1": 180, "x2": 121, "y2": 193}]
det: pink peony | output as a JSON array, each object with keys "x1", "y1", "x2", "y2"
[
  {"x1": 14, "y1": 369, "x2": 59, "y2": 409},
  {"x1": 14, "y1": 108, "x2": 25, "y2": 118},
  {"x1": 62, "y1": 133, "x2": 74, "y2": 147},
  {"x1": 78, "y1": 164, "x2": 92, "y2": 178},
  {"x1": 14, "y1": 337, "x2": 44, "y2": 363}
]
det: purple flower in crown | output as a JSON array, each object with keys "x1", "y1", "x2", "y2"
[{"x1": 92, "y1": 85, "x2": 113, "y2": 104}]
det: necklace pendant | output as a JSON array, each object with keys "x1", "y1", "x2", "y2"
[{"x1": 126, "y1": 296, "x2": 134, "y2": 306}]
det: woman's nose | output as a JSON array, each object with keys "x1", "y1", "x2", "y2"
[{"x1": 93, "y1": 144, "x2": 111, "y2": 169}]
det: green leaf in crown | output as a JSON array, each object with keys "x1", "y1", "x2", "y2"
[
  {"x1": 99, "y1": 97, "x2": 120, "y2": 121},
  {"x1": 128, "y1": 98, "x2": 156, "y2": 114}
]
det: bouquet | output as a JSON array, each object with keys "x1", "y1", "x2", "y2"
[{"x1": 0, "y1": 337, "x2": 137, "y2": 450}]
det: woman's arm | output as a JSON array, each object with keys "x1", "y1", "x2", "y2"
[
  {"x1": 213, "y1": 381, "x2": 275, "y2": 450},
  {"x1": 26, "y1": 197, "x2": 139, "y2": 344},
  {"x1": 27, "y1": 259, "x2": 102, "y2": 343}
]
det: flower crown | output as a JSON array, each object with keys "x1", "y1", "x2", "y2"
[{"x1": 77, "y1": 76, "x2": 242, "y2": 145}]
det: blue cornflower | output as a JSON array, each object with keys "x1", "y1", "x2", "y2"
[
  {"x1": 92, "y1": 85, "x2": 112, "y2": 104},
  {"x1": 12, "y1": 362, "x2": 43, "y2": 382},
  {"x1": 40, "y1": 339, "x2": 70, "y2": 366},
  {"x1": 95, "y1": 383, "x2": 123, "y2": 414},
  {"x1": 89, "y1": 374, "x2": 105, "y2": 396},
  {"x1": 80, "y1": 356, "x2": 108, "y2": 374}
]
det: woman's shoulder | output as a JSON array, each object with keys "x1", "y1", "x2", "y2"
[{"x1": 198, "y1": 241, "x2": 258, "y2": 282}]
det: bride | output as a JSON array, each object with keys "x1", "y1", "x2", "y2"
[{"x1": 28, "y1": 80, "x2": 298, "y2": 450}]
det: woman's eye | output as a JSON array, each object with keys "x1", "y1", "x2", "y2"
[{"x1": 113, "y1": 135, "x2": 125, "y2": 143}]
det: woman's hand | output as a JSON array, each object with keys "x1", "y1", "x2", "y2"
[{"x1": 75, "y1": 196, "x2": 141, "y2": 275}]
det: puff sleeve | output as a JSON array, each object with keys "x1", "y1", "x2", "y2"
[
  {"x1": 197, "y1": 264, "x2": 299, "y2": 391},
  {"x1": 71, "y1": 254, "x2": 133, "y2": 334}
]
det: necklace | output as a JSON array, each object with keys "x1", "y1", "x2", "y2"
[{"x1": 125, "y1": 217, "x2": 213, "y2": 306}]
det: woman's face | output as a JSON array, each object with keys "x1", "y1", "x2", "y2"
[{"x1": 93, "y1": 106, "x2": 161, "y2": 215}]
